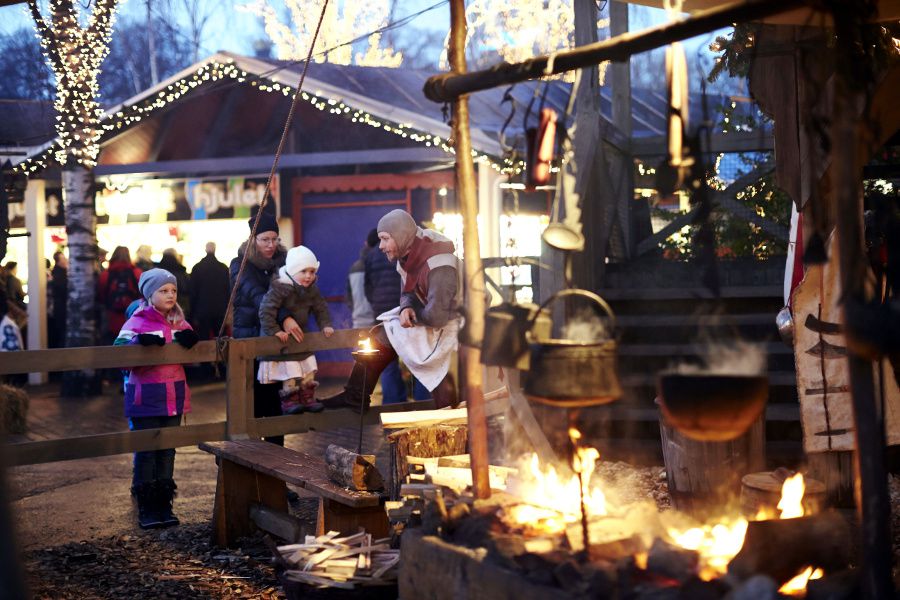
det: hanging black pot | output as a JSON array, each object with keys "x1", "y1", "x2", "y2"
[
  {"x1": 523, "y1": 288, "x2": 622, "y2": 407},
  {"x1": 482, "y1": 301, "x2": 551, "y2": 370}
]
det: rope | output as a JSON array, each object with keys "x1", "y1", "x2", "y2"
[{"x1": 214, "y1": 0, "x2": 331, "y2": 372}]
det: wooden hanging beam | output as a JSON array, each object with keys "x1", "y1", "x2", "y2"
[
  {"x1": 424, "y1": 0, "x2": 805, "y2": 103},
  {"x1": 448, "y1": 0, "x2": 491, "y2": 499}
]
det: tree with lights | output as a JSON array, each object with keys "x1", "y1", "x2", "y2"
[
  {"x1": 28, "y1": 0, "x2": 118, "y2": 395},
  {"x1": 241, "y1": 0, "x2": 402, "y2": 66}
]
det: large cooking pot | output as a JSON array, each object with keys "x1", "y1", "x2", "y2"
[
  {"x1": 657, "y1": 372, "x2": 769, "y2": 441},
  {"x1": 523, "y1": 288, "x2": 622, "y2": 407}
]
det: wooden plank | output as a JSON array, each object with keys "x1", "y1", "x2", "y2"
[
  {"x1": 4, "y1": 421, "x2": 227, "y2": 467},
  {"x1": 621, "y1": 371, "x2": 796, "y2": 387},
  {"x1": 212, "y1": 458, "x2": 288, "y2": 547},
  {"x1": 615, "y1": 313, "x2": 776, "y2": 327},
  {"x1": 199, "y1": 440, "x2": 380, "y2": 507},
  {"x1": 595, "y1": 285, "x2": 784, "y2": 300},
  {"x1": 318, "y1": 498, "x2": 389, "y2": 538},
  {"x1": 618, "y1": 341, "x2": 792, "y2": 356},
  {"x1": 225, "y1": 340, "x2": 253, "y2": 439},
  {"x1": 0, "y1": 329, "x2": 366, "y2": 376}
]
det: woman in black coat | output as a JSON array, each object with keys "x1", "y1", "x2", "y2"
[{"x1": 229, "y1": 212, "x2": 302, "y2": 446}]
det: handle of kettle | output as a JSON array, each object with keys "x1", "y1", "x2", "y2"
[{"x1": 529, "y1": 288, "x2": 617, "y2": 332}]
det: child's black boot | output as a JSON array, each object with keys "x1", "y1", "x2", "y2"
[
  {"x1": 156, "y1": 479, "x2": 180, "y2": 528},
  {"x1": 135, "y1": 482, "x2": 164, "y2": 529}
]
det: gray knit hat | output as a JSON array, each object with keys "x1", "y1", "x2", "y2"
[
  {"x1": 377, "y1": 209, "x2": 418, "y2": 256},
  {"x1": 139, "y1": 268, "x2": 177, "y2": 301}
]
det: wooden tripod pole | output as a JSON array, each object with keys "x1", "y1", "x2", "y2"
[
  {"x1": 832, "y1": 80, "x2": 893, "y2": 599},
  {"x1": 448, "y1": 0, "x2": 490, "y2": 499}
]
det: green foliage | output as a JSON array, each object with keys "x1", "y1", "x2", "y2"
[{"x1": 707, "y1": 23, "x2": 758, "y2": 84}]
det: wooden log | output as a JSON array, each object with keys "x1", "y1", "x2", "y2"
[
  {"x1": 728, "y1": 511, "x2": 852, "y2": 584},
  {"x1": 388, "y1": 424, "x2": 468, "y2": 499},
  {"x1": 250, "y1": 503, "x2": 305, "y2": 543},
  {"x1": 659, "y1": 408, "x2": 765, "y2": 516},
  {"x1": 324, "y1": 444, "x2": 384, "y2": 492}
]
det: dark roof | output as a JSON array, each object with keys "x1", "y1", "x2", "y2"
[
  {"x1": 0, "y1": 99, "x2": 56, "y2": 147},
  {"x1": 272, "y1": 58, "x2": 762, "y2": 142}
]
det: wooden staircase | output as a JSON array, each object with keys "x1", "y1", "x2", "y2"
[{"x1": 552, "y1": 260, "x2": 803, "y2": 467}]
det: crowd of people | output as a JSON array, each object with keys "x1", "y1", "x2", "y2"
[{"x1": 2, "y1": 207, "x2": 464, "y2": 530}]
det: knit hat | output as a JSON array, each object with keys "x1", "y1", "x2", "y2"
[
  {"x1": 139, "y1": 268, "x2": 177, "y2": 301},
  {"x1": 278, "y1": 246, "x2": 320, "y2": 284},
  {"x1": 249, "y1": 209, "x2": 279, "y2": 235},
  {"x1": 377, "y1": 209, "x2": 418, "y2": 256}
]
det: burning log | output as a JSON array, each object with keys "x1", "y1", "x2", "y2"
[
  {"x1": 646, "y1": 538, "x2": 700, "y2": 583},
  {"x1": 727, "y1": 512, "x2": 852, "y2": 584},
  {"x1": 324, "y1": 445, "x2": 384, "y2": 492}
]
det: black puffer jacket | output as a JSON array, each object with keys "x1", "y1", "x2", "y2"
[
  {"x1": 364, "y1": 248, "x2": 401, "y2": 317},
  {"x1": 229, "y1": 241, "x2": 288, "y2": 339}
]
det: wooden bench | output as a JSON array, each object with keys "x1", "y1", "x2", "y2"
[{"x1": 199, "y1": 439, "x2": 388, "y2": 547}]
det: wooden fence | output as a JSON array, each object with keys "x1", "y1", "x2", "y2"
[{"x1": 0, "y1": 329, "x2": 429, "y2": 467}]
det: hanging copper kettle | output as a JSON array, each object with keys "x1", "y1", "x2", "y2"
[{"x1": 523, "y1": 288, "x2": 622, "y2": 407}]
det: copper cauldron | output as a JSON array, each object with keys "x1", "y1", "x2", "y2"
[{"x1": 523, "y1": 289, "x2": 622, "y2": 407}]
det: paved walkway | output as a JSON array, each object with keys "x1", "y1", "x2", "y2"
[{"x1": 6, "y1": 377, "x2": 392, "y2": 552}]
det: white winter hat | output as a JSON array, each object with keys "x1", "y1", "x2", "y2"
[{"x1": 278, "y1": 245, "x2": 319, "y2": 283}]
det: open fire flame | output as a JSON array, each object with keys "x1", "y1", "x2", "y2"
[
  {"x1": 357, "y1": 338, "x2": 376, "y2": 353},
  {"x1": 505, "y1": 436, "x2": 816, "y2": 590}
]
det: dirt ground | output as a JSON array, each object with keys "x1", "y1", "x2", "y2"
[{"x1": 6, "y1": 380, "x2": 900, "y2": 598}]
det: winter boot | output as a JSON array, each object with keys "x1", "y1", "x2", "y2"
[
  {"x1": 299, "y1": 380, "x2": 324, "y2": 413},
  {"x1": 135, "y1": 482, "x2": 164, "y2": 529},
  {"x1": 321, "y1": 359, "x2": 387, "y2": 413},
  {"x1": 155, "y1": 479, "x2": 180, "y2": 528},
  {"x1": 279, "y1": 387, "x2": 305, "y2": 415}
]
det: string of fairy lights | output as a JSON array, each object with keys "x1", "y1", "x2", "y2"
[
  {"x1": 15, "y1": 57, "x2": 529, "y2": 177},
  {"x1": 26, "y1": 0, "x2": 119, "y2": 169}
]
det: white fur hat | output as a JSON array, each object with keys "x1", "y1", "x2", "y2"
[{"x1": 278, "y1": 245, "x2": 319, "y2": 283}]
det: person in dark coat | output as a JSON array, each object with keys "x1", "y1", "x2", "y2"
[
  {"x1": 157, "y1": 249, "x2": 191, "y2": 318},
  {"x1": 97, "y1": 247, "x2": 143, "y2": 344},
  {"x1": 229, "y1": 210, "x2": 300, "y2": 447},
  {"x1": 189, "y1": 242, "x2": 230, "y2": 340},
  {"x1": 363, "y1": 229, "x2": 428, "y2": 403},
  {"x1": 49, "y1": 251, "x2": 68, "y2": 348}
]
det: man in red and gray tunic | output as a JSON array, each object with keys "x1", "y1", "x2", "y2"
[{"x1": 323, "y1": 209, "x2": 460, "y2": 411}]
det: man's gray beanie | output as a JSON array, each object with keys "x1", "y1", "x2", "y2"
[
  {"x1": 139, "y1": 268, "x2": 177, "y2": 302},
  {"x1": 377, "y1": 209, "x2": 418, "y2": 256}
]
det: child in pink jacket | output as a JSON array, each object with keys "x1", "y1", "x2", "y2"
[{"x1": 115, "y1": 268, "x2": 199, "y2": 529}]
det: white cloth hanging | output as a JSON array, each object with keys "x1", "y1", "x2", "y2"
[
  {"x1": 377, "y1": 307, "x2": 459, "y2": 391},
  {"x1": 257, "y1": 355, "x2": 318, "y2": 384}
]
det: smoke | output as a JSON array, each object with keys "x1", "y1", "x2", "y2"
[
  {"x1": 671, "y1": 340, "x2": 766, "y2": 376},
  {"x1": 560, "y1": 309, "x2": 610, "y2": 342}
]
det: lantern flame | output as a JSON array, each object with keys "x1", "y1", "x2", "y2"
[
  {"x1": 778, "y1": 473, "x2": 806, "y2": 519},
  {"x1": 358, "y1": 338, "x2": 375, "y2": 353},
  {"x1": 778, "y1": 565, "x2": 823, "y2": 596}
]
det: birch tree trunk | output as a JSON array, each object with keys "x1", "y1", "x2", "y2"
[{"x1": 62, "y1": 163, "x2": 100, "y2": 397}]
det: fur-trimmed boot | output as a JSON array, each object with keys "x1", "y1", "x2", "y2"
[
  {"x1": 279, "y1": 387, "x2": 305, "y2": 415},
  {"x1": 155, "y1": 479, "x2": 180, "y2": 528},
  {"x1": 299, "y1": 380, "x2": 324, "y2": 413},
  {"x1": 134, "y1": 482, "x2": 164, "y2": 529}
]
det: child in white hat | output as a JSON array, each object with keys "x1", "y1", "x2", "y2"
[{"x1": 258, "y1": 245, "x2": 334, "y2": 413}]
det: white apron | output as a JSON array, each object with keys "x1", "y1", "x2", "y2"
[{"x1": 378, "y1": 307, "x2": 459, "y2": 391}]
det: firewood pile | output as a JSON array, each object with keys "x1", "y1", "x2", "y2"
[{"x1": 275, "y1": 530, "x2": 399, "y2": 591}]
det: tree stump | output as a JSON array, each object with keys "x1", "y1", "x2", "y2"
[
  {"x1": 388, "y1": 425, "x2": 467, "y2": 500},
  {"x1": 659, "y1": 408, "x2": 765, "y2": 516},
  {"x1": 740, "y1": 471, "x2": 825, "y2": 517}
]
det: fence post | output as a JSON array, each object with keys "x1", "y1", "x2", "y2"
[{"x1": 226, "y1": 339, "x2": 255, "y2": 439}]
